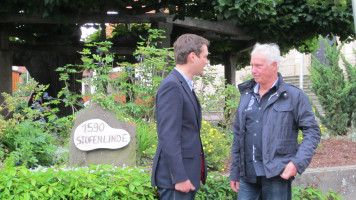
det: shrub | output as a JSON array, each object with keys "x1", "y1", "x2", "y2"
[
  {"x1": 309, "y1": 39, "x2": 356, "y2": 135},
  {"x1": 197, "y1": 172, "x2": 236, "y2": 200},
  {"x1": 0, "y1": 163, "x2": 157, "y2": 200},
  {"x1": 136, "y1": 119, "x2": 231, "y2": 171},
  {"x1": 0, "y1": 80, "x2": 71, "y2": 167},
  {"x1": 292, "y1": 186, "x2": 343, "y2": 200},
  {"x1": 58, "y1": 29, "x2": 174, "y2": 122},
  {"x1": 201, "y1": 121, "x2": 231, "y2": 171},
  {"x1": 195, "y1": 66, "x2": 240, "y2": 132},
  {"x1": 0, "y1": 161, "x2": 343, "y2": 200},
  {"x1": 1, "y1": 120, "x2": 59, "y2": 168},
  {"x1": 136, "y1": 120, "x2": 157, "y2": 161}
]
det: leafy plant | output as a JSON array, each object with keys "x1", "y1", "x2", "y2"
[
  {"x1": 0, "y1": 160, "x2": 344, "y2": 200},
  {"x1": 0, "y1": 163, "x2": 158, "y2": 200},
  {"x1": 195, "y1": 65, "x2": 240, "y2": 132},
  {"x1": 121, "y1": 28, "x2": 174, "y2": 121},
  {"x1": 58, "y1": 29, "x2": 174, "y2": 122},
  {"x1": 292, "y1": 186, "x2": 343, "y2": 200},
  {"x1": 201, "y1": 121, "x2": 231, "y2": 171},
  {"x1": 197, "y1": 172, "x2": 236, "y2": 200},
  {"x1": 136, "y1": 119, "x2": 157, "y2": 161},
  {"x1": 1, "y1": 120, "x2": 59, "y2": 168},
  {"x1": 0, "y1": 78, "x2": 72, "y2": 167},
  {"x1": 309, "y1": 39, "x2": 356, "y2": 135}
]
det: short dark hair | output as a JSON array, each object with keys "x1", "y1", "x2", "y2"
[{"x1": 173, "y1": 34, "x2": 210, "y2": 64}]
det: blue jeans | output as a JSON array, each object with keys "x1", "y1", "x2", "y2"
[
  {"x1": 237, "y1": 176, "x2": 293, "y2": 200},
  {"x1": 157, "y1": 188, "x2": 197, "y2": 200}
]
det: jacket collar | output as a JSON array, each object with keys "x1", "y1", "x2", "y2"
[{"x1": 238, "y1": 72, "x2": 286, "y2": 93}]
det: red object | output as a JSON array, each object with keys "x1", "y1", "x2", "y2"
[{"x1": 201, "y1": 154, "x2": 205, "y2": 183}]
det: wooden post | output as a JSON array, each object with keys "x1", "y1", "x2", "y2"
[
  {"x1": 221, "y1": 51, "x2": 237, "y2": 124},
  {"x1": 151, "y1": 21, "x2": 173, "y2": 48},
  {"x1": 0, "y1": 31, "x2": 13, "y2": 115},
  {"x1": 223, "y1": 51, "x2": 237, "y2": 87},
  {"x1": 0, "y1": 31, "x2": 13, "y2": 94}
]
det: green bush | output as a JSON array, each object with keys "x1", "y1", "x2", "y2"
[
  {"x1": 201, "y1": 121, "x2": 231, "y2": 171},
  {"x1": 0, "y1": 79, "x2": 71, "y2": 168},
  {"x1": 58, "y1": 29, "x2": 174, "y2": 122},
  {"x1": 137, "y1": 120, "x2": 231, "y2": 172},
  {"x1": 0, "y1": 163, "x2": 157, "y2": 200},
  {"x1": 292, "y1": 186, "x2": 343, "y2": 200},
  {"x1": 136, "y1": 120, "x2": 157, "y2": 161},
  {"x1": 1, "y1": 120, "x2": 60, "y2": 168},
  {"x1": 309, "y1": 39, "x2": 356, "y2": 135},
  {"x1": 197, "y1": 173, "x2": 236, "y2": 200},
  {"x1": 195, "y1": 66, "x2": 240, "y2": 132},
  {"x1": 0, "y1": 161, "x2": 342, "y2": 200}
]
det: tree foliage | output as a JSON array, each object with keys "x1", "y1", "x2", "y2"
[
  {"x1": 213, "y1": 0, "x2": 354, "y2": 54},
  {"x1": 1, "y1": 0, "x2": 354, "y2": 66}
]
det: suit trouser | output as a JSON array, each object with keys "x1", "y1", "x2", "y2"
[{"x1": 157, "y1": 187, "x2": 197, "y2": 200}]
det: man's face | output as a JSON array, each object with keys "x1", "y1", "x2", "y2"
[
  {"x1": 192, "y1": 44, "x2": 209, "y2": 76},
  {"x1": 250, "y1": 51, "x2": 276, "y2": 86}
]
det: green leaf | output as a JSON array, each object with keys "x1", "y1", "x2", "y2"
[
  {"x1": 39, "y1": 186, "x2": 47, "y2": 192},
  {"x1": 30, "y1": 179, "x2": 36, "y2": 186},
  {"x1": 48, "y1": 188, "x2": 53, "y2": 196},
  {"x1": 30, "y1": 191, "x2": 39, "y2": 198}
]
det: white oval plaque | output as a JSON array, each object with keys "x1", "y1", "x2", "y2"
[{"x1": 74, "y1": 119, "x2": 131, "y2": 151}]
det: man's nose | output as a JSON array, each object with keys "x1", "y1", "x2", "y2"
[{"x1": 251, "y1": 66, "x2": 256, "y2": 73}]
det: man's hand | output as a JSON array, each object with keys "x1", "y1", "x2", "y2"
[
  {"x1": 280, "y1": 161, "x2": 298, "y2": 180},
  {"x1": 175, "y1": 180, "x2": 195, "y2": 193},
  {"x1": 230, "y1": 181, "x2": 240, "y2": 193}
]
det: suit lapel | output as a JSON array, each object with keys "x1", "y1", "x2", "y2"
[
  {"x1": 172, "y1": 70, "x2": 201, "y2": 127},
  {"x1": 192, "y1": 89, "x2": 202, "y2": 128}
]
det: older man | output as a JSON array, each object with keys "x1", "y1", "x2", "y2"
[{"x1": 229, "y1": 43, "x2": 321, "y2": 199}]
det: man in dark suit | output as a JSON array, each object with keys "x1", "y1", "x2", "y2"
[{"x1": 151, "y1": 34, "x2": 210, "y2": 200}]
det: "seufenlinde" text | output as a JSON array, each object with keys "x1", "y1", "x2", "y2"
[{"x1": 76, "y1": 134, "x2": 129, "y2": 145}]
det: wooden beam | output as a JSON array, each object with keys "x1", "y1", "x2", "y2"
[
  {"x1": 0, "y1": 13, "x2": 252, "y2": 39},
  {"x1": 9, "y1": 43, "x2": 135, "y2": 55},
  {"x1": 0, "y1": 13, "x2": 168, "y2": 24},
  {"x1": 167, "y1": 17, "x2": 252, "y2": 40}
]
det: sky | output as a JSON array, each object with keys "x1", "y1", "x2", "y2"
[{"x1": 80, "y1": 24, "x2": 97, "y2": 41}]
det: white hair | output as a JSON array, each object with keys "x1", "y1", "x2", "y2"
[{"x1": 251, "y1": 43, "x2": 281, "y2": 70}]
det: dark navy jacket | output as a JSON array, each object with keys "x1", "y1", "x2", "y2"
[
  {"x1": 229, "y1": 73, "x2": 321, "y2": 181},
  {"x1": 151, "y1": 69, "x2": 207, "y2": 190}
]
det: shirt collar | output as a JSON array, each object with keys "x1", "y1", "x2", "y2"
[
  {"x1": 253, "y1": 78, "x2": 279, "y2": 94},
  {"x1": 175, "y1": 68, "x2": 194, "y2": 91}
]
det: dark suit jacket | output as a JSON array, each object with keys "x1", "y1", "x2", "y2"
[{"x1": 151, "y1": 69, "x2": 207, "y2": 190}]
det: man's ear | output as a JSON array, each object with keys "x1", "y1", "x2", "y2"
[
  {"x1": 271, "y1": 61, "x2": 278, "y2": 71},
  {"x1": 187, "y1": 52, "x2": 196, "y2": 63}
]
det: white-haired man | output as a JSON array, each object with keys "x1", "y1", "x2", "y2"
[{"x1": 229, "y1": 43, "x2": 321, "y2": 199}]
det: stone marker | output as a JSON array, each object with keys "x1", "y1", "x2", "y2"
[{"x1": 69, "y1": 102, "x2": 138, "y2": 167}]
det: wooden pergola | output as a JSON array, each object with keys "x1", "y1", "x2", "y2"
[{"x1": 0, "y1": 12, "x2": 254, "y2": 115}]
